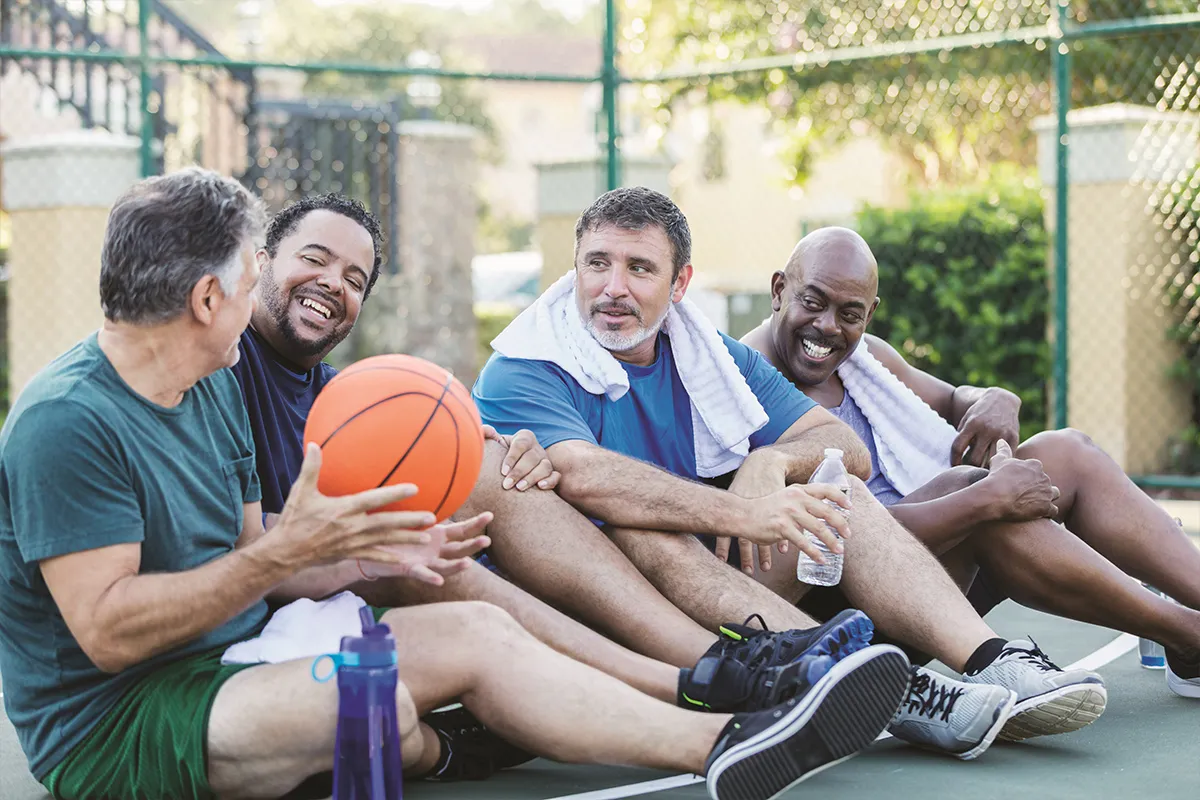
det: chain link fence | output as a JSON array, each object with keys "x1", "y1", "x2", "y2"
[{"x1": 1, "y1": 0, "x2": 1199, "y2": 481}]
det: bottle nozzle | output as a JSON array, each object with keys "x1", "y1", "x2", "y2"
[{"x1": 824, "y1": 448, "x2": 844, "y2": 460}]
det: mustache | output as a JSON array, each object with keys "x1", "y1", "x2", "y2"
[
  {"x1": 591, "y1": 302, "x2": 642, "y2": 322},
  {"x1": 799, "y1": 330, "x2": 841, "y2": 349}
]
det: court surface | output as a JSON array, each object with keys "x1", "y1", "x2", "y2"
[{"x1": 3, "y1": 565, "x2": 1198, "y2": 799}]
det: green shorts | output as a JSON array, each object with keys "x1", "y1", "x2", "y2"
[{"x1": 42, "y1": 647, "x2": 254, "y2": 800}]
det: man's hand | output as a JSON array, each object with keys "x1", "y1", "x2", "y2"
[
  {"x1": 720, "y1": 451, "x2": 788, "y2": 574},
  {"x1": 359, "y1": 512, "x2": 493, "y2": 587},
  {"x1": 951, "y1": 387, "x2": 1021, "y2": 467},
  {"x1": 483, "y1": 425, "x2": 561, "y2": 491},
  {"x1": 984, "y1": 440, "x2": 1060, "y2": 522},
  {"x1": 266, "y1": 444, "x2": 443, "y2": 570},
  {"x1": 717, "y1": 484, "x2": 851, "y2": 571}
]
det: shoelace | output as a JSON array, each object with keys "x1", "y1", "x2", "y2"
[
  {"x1": 903, "y1": 671, "x2": 964, "y2": 723},
  {"x1": 998, "y1": 638, "x2": 1062, "y2": 672}
]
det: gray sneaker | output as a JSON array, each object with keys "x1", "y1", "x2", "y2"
[
  {"x1": 960, "y1": 639, "x2": 1107, "y2": 742},
  {"x1": 887, "y1": 666, "x2": 1016, "y2": 760}
]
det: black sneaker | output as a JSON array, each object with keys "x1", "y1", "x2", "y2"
[
  {"x1": 422, "y1": 705, "x2": 536, "y2": 782},
  {"x1": 714, "y1": 609, "x2": 875, "y2": 671},
  {"x1": 704, "y1": 645, "x2": 911, "y2": 800},
  {"x1": 680, "y1": 649, "x2": 836, "y2": 713}
]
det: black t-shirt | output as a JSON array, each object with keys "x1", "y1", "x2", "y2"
[{"x1": 229, "y1": 328, "x2": 338, "y2": 514}]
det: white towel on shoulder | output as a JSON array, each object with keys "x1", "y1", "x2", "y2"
[
  {"x1": 836, "y1": 343, "x2": 958, "y2": 496},
  {"x1": 221, "y1": 591, "x2": 367, "y2": 665},
  {"x1": 490, "y1": 271, "x2": 769, "y2": 478}
]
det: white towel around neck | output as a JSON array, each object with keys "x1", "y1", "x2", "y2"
[
  {"x1": 490, "y1": 271, "x2": 769, "y2": 478},
  {"x1": 836, "y1": 343, "x2": 958, "y2": 496}
]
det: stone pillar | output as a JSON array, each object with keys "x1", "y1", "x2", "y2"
[
  {"x1": 534, "y1": 157, "x2": 673, "y2": 291},
  {"x1": 1035, "y1": 103, "x2": 1199, "y2": 472},
  {"x1": 0, "y1": 131, "x2": 140, "y2": 401},
  {"x1": 354, "y1": 121, "x2": 479, "y2": 382}
]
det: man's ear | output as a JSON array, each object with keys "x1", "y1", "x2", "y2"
[
  {"x1": 255, "y1": 249, "x2": 269, "y2": 269},
  {"x1": 770, "y1": 271, "x2": 786, "y2": 313},
  {"x1": 865, "y1": 296, "x2": 880, "y2": 327},
  {"x1": 671, "y1": 263, "x2": 694, "y2": 303},
  {"x1": 189, "y1": 275, "x2": 224, "y2": 325}
]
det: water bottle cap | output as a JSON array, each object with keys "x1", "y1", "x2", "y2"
[{"x1": 824, "y1": 448, "x2": 844, "y2": 460}]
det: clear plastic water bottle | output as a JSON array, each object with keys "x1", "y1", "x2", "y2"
[
  {"x1": 1139, "y1": 582, "x2": 1167, "y2": 670},
  {"x1": 796, "y1": 448, "x2": 851, "y2": 587},
  {"x1": 315, "y1": 606, "x2": 404, "y2": 800}
]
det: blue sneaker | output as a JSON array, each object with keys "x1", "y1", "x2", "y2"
[{"x1": 715, "y1": 609, "x2": 875, "y2": 670}]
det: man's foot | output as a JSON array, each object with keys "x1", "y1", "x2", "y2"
[
  {"x1": 704, "y1": 644, "x2": 911, "y2": 800},
  {"x1": 422, "y1": 705, "x2": 536, "y2": 781},
  {"x1": 887, "y1": 666, "x2": 1015, "y2": 760},
  {"x1": 1166, "y1": 647, "x2": 1200, "y2": 698},
  {"x1": 960, "y1": 639, "x2": 1107, "y2": 742},
  {"x1": 680, "y1": 650, "x2": 838, "y2": 713},
  {"x1": 715, "y1": 609, "x2": 875, "y2": 669}
]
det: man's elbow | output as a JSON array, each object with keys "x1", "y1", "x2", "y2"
[
  {"x1": 80, "y1": 634, "x2": 137, "y2": 674},
  {"x1": 841, "y1": 438, "x2": 872, "y2": 480}
]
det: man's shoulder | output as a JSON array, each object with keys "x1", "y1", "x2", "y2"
[{"x1": 476, "y1": 352, "x2": 575, "y2": 389}]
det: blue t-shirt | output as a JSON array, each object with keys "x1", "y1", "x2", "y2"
[
  {"x1": 472, "y1": 332, "x2": 817, "y2": 481},
  {"x1": 229, "y1": 329, "x2": 339, "y2": 514},
  {"x1": 0, "y1": 334, "x2": 265, "y2": 779}
]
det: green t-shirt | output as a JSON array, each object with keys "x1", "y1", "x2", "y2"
[{"x1": 0, "y1": 333, "x2": 268, "y2": 780}]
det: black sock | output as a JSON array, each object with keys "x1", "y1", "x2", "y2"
[
  {"x1": 963, "y1": 638, "x2": 1008, "y2": 676},
  {"x1": 430, "y1": 728, "x2": 454, "y2": 778},
  {"x1": 1166, "y1": 647, "x2": 1200, "y2": 679},
  {"x1": 677, "y1": 668, "x2": 691, "y2": 707}
]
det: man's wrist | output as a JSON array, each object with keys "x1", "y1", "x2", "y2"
[
  {"x1": 238, "y1": 530, "x2": 304, "y2": 583},
  {"x1": 971, "y1": 476, "x2": 1010, "y2": 522}
]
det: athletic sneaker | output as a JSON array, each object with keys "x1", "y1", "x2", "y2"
[
  {"x1": 1165, "y1": 647, "x2": 1200, "y2": 698},
  {"x1": 960, "y1": 638, "x2": 1107, "y2": 742},
  {"x1": 680, "y1": 649, "x2": 838, "y2": 713},
  {"x1": 422, "y1": 705, "x2": 536, "y2": 781},
  {"x1": 704, "y1": 644, "x2": 911, "y2": 800},
  {"x1": 887, "y1": 666, "x2": 1016, "y2": 760},
  {"x1": 714, "y1": 609, "x2": 876, "y2": 670}
]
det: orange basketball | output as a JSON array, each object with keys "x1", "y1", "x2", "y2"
[{"x1": 303, "y1": 354, "x2": 485, "y2": 521}]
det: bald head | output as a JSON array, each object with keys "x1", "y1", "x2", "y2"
[
  {"x1": 784, "y1": 227, "x2": 879, "y2": 295},
  {"x1": 766, "y1": 226, "x2": 881, "y2": 388}
]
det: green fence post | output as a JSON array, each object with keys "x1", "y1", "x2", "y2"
[
  {"x1": 138, "y1": 0, "x2": 154, "y2": 177},
  {"x1": 1052, "y1": 0, "x2": 1071, "y2": 431},
  {"x1": 602, "y1": 0, "x2": 621, "y2": 191}
]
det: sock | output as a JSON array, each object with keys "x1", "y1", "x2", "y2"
[
  {"x1": 677, "y1": 668, "x2": 691, "y2": 708},
  {"x1": 1166, "y1": 647, "x2": 1200, "y2": 679},
  {"x1": 962, "y1": 638, "x2": 1008, "y2": 676}
]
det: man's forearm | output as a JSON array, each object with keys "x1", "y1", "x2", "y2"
[
  {"x1": 553, "y1": 445, "x2": 750, "y2": 536},
  {"x1": 889, "y1": 482, "x2": 1000, "y2": 553},
  {"x1": 763, "y1": 422, "x2": 872, "y2": 483},
  {"x1": 87, "y1": 541, "x2": 293, "y2": 672}
]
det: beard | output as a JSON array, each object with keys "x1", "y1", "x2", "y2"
[
  {"x1": 583, "y1": 301, "x2": 670, "y2": 353},
  {"x1": 259, "y1": 264, "x2": 349, "y2": 360}
]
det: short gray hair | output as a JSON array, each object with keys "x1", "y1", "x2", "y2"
[
  {"x1": 100, "y1": 167, "x2": 266, "y2": 324},
  {"x1": 574, "y1": 187, "x2": 692, "y2": 281}
]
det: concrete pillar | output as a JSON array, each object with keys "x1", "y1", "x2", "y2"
[
  {"x1": 534, "y1": 157, "x2": 673, "y2": 290},
  {"x1": 354, "y1": 120, "x2": 480, "y2": 382},
  {"x1": 1035, "y1": 103, "x2": 1199, "y2": 472},
  {"x1": 0, "y1": 131, "x2": 140, "y2": 401}
]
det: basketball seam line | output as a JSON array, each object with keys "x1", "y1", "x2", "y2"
[
  {"x1": 316, "y1": 391, "x2": 432, "y2": 449},
  {"x1": 376, "y1": 375, "x2": 454, "y2": 491},
  {"x1": 336, "y1": 365, "x2": 476, "y2": 417}
]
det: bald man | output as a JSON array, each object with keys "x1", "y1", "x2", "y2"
[{"x1": 742, "y1": 226, "x2": 1200, "y2": 700}]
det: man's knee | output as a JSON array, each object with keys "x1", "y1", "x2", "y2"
[
  {"x1": 1019, "y1": 428, "x2": 1096, "y2": 462},
  {"x1": 384, "y1": 601, "x2": 521, "y2": 643},
  {"x1": 458, "y1": 440, "x2": 508, "y2": 514},
  {"x1": 943, "y1": 464, "x2": 990, "y2": 492}
]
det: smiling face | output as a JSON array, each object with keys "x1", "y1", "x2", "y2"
[
  {"x1": 251, "y1": 209, "x2": 376, "y2": 369},
  {"x1": 574, "y1": 223, "x2": 693, "y2": 366},
  {"x1": 770, "y1": 228, "x2": 880, "y2": 387}
]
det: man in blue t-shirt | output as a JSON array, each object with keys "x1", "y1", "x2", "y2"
[{"x1": 474, "y1": 187, "x2": 1109, "y2": 758}]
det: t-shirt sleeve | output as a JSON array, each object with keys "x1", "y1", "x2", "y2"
[
  {"x1": 4, "y1": 401, "x2": 145, "y2": 563},
  {"x1": 472, "y1": 355, "x2": 598, "y2": 449},
  {"x1": 722, "y1": 334, "x2": 818, "y2": 448}
]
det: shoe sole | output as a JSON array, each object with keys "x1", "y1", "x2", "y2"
[
  {"x1": 998, "y1": 684, "x2": 1108, "y2": 742},
  {"x1": 799, "y1": 609, "x2": 875, "y2": 664},
  {"x1": 956, "y1": 689, "x2": 1017, "y2": 761},
  {"x1": 708, "y1": 645, "x2": 911, "y2": 800},
  {"x1": 1166, "y1": 667, "x2": 1200, "y2": 698}
]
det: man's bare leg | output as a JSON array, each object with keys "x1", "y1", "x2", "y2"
[
  {"x1": 1020, "y1": 429, "x2": 1200, "y2": 611},
  {"x1": 459, "y1": 442, "x2": 720, "y2": 666},
  {"x1": 756, "y1": 478, "x2": 997, "y2": 672},
  {"x1": 353, "y1": 560, "x2": 679, "y2": 702},
  {"x1": 207, "y1": 602, "x2": 728, "y2": 797},
  {"x1": 605, "y1": 526, "x2": 820, "y2": 632}
]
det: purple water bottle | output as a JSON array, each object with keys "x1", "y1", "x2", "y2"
[{"x1": 326, "y1": 606, "x2": 404, "y2": 800}]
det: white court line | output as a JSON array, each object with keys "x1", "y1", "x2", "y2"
[{"x1": 545, "y1": 632, "x2": 1139, "y2": 800}]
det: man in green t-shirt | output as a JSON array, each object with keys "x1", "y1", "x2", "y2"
[{"x1": 0, "y1": 167, "x2": 912, "y2": 800}]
